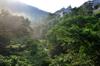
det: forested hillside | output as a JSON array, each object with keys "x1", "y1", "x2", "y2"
[{"x1": 0, "y1": 1, "x2": 100, "y2": 66}]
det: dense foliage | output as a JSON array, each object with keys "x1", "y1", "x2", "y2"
[
  {"x1": 0, "y1": 3, "x2": 100, "y2": 66},
  {"x1": 47, "y1": 15, "x2": 100, "y2": 66}
]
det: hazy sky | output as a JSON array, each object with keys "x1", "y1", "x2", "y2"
[{"x1": 12, "y1": 0, "x2": 89, "y2": 13}]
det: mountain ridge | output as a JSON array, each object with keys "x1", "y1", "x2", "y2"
[{"x1": 0, "y1": 1, "x2": 49, "y2": 23}]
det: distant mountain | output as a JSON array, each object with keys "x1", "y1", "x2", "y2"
[
  {"x1": 55, "y1": 6, "x2": 72, "y2": 17},
  {"x1": 0, "y1": 0, "x2": 50, "y2": 38},
  {"x1": 0, "y1": 0, "x2": 49, "y2": 24}
]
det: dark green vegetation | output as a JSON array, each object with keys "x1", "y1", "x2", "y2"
[{"x1": 0, "y1": 3, "x2": 100, "y2": 66}]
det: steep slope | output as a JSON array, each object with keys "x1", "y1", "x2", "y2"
[
  {"x1": 0, "y1": 0, "x2": 49, "y2": 23},
  {"x1": 0, "y1": 0, "x2": 50, "y2": 38}
]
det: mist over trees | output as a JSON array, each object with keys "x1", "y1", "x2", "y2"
[
  {"x1": 0, "y1": 1, "x2": 100, "y2": 66},
  {"x1": 0, "y1": 9, "x2": 32, "y2": 38},
  {"x1": 0, "y1": 9, "x2": 33, "y2": 56}
]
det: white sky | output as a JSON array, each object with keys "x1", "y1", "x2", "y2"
[{"x1": 18, "y1": 0, "x2": 88, "y2": 13}]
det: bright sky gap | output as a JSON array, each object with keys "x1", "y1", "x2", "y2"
[{"x1": 9, "y1": 0, "x2": 89, "y2": 13}]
